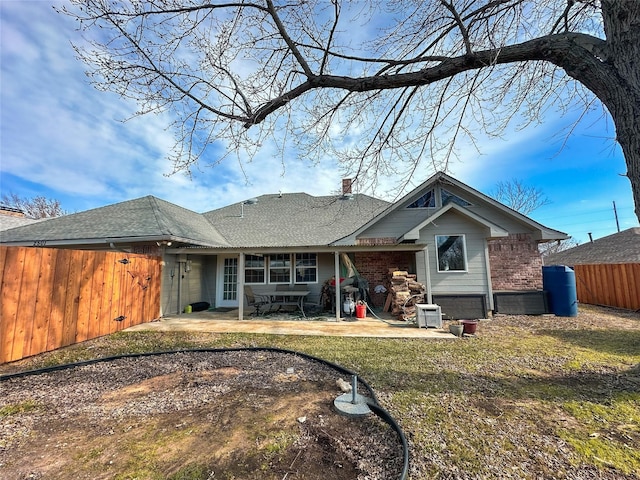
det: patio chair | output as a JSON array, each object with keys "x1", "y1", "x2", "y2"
[
  {"x1": 244, "y1": 286, "x2": 270, "y2": 316},
  {"x1": 293, "y1": 284, "x2": 322, "y2": 313}
]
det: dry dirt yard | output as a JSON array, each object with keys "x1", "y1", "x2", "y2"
[{"x1": 0, "y1": 350, "x2": 403, "y2": 480}]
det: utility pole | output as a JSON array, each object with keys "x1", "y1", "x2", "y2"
[{"x1": 613, "y1": 201, "x2": 620, "y2": 232}]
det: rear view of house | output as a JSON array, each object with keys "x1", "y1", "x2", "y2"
[{"x1": 0, "y1": 172, "x2": 567, "y2": 320}]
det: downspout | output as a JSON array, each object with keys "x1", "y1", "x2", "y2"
[
  {"x1": 334, "y1": 251, "x2": 341, "y2": 322},
  {"x1": 238, "y1": 252, "x2": 245, "y2": 320}
]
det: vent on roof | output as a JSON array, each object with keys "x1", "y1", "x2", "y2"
[{"x1": 240, "y1": 198, "x2": 259, "y2": 218}]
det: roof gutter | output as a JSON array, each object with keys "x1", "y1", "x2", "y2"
[
  {"x1": 167, "y1": 244, "x2": 426, "y2": 255},
  {"x1": 0, "y1": 235, "x2": 221, "y2": 249}
]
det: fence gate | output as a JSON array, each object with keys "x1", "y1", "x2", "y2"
[{"x1": 0, "y1": 246, "x2": 161, "y2": 363}]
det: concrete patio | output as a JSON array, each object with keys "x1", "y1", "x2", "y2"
[{"x1": 124, "y1": 309, "x2": 457, "y2": 338}]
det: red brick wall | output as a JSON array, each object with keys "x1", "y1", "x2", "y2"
[
  {"x1": 354, "y1": 252, "x2": 415, "y2": 307},
  {"x1": 488, "y1": 234, "x2": 543, "y2": 290}
]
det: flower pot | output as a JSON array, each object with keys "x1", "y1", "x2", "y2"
[
  {"x1": 460, "y1": 320, "x2": 478, "y2": 335},
  {"x1": 449, "y1": 324, "x2": 464, "y2": 337}
]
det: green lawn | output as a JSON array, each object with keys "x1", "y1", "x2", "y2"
[{"x1": 2, "y1": 305, "x2": 639, "y2": 479}]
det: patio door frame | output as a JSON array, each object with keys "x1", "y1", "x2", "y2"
[{"x1": 216, "y1": 254, "x2": 239, "y2": 308}]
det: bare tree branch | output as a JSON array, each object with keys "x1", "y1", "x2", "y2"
[
  {"x1": 59, "y1": 0, "x2": 640, "y2": 221},
  {"x1": 491, "y1": 179, "x2": 551, "y2": 215}
]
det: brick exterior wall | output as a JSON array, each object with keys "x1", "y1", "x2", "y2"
[
  {"x1": 354, "y1": 252, "x2": 415, "y2": 307},
  {"x1": 488, "y1": 233, "x2": 543, "y2": 290},
  {"x1": 351, "y1": 234, "x2": 542, "y2": 307}
]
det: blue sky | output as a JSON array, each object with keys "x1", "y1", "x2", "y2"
[{"x1": 1, "y1": 1, "x2": 638, "y2": 245}]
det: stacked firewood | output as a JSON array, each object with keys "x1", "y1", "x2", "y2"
[{"x1": 383, "y1": 269, "x2": 427, "y2": 320}]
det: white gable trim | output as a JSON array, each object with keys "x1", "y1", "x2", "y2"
[{"x1": 401, "y1": 203, "x2": 509, "y2": 241}]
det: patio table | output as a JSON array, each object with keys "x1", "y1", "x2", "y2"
[{"x1": 261, "y1": 290, "x2": 310, "y2": 317}]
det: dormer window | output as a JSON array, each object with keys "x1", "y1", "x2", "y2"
[
  {"x1": 407, "y1": 190, "x2": 435, "y2": 208},
  {"x1": 441, "y1": 189, "x2": 472, "y2": 207}
]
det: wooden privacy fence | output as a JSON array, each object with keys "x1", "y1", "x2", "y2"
[
  {"x1": 574, "y1": 263, "x2": 640, "y2": 311},
  {"x1": 0, "y1": 246, "x2": 162, "y2": 363}
]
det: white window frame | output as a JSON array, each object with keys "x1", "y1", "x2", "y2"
[
  {"x1": 244, "y1": 253, "x2": 320, "y2": 285},
  {"x1": 435, "y1": 234, "x2": 468, "y2": 273},
  {"x1": 244, "y1": 254, "x2": 266, "y2": 285},
  {"x1": 295, "y1": 253, "x2": 318, "y2": 284},
  {"x1": 269, "y1": 253, "x2": 292, "y2": 284}
]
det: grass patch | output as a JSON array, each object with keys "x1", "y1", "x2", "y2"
[
  {"x1": 560, "y1": 392, "x2": 640, "y2": 474},
  {"x1": 0, "y1": 399, "x2": 40, "y2": 416},
  {"x1": 167, "y1": 464, "x2": 212, "y2": 480}
]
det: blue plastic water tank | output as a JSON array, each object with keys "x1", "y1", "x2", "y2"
[{"x1": 542, "y1": 265, "x2": 578, "y2": 317}]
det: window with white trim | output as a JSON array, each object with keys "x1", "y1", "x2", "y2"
[
  {"x1": 244, "y1": 255, "x2": 265, "y2": 284},
  {"x1": 436, "y1": 235, "x2": 467, "y2": 272},
  {"x1": 295, "y1": 253, "x2": 317, "y2": 283},
  {"x1": 269, "y1": 253, "x2": 291, "y2": 283}
]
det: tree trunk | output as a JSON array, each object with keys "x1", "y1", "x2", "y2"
[
  {"x1": 611, "y1": 103, "x2": 640, "y2": 224},
  {"x1": 562, "y1": 1, "x2": 640, "y2": 223},
  {"x1": 600, "y1": 0, "x2": 640, "y2": 223}
]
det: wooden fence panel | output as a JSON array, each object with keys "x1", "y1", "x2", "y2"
[
  {"x1": 0, "y1": 246, "x2": 162, "y2": 363},
  {"x1": 574, "y1": 263, "x2": 640, "y2": 311},
  {"x1": 47, "y1": 249, "x2": 72, "y2": 353},
  {"x1": 13, "y1": 247, "x2": 41, "y2": 362},
  {"x1": 86, "y1": 251, "x2": 106, "y2": 340},
  {"x1": 76, "y1": 250, "x2": 95, "y2": 343},
  {"x1": 30, "y1": 247, "x2": 55, "y2": 358},
  {"x1": 1, "y1": 247, "x2": 26, "y2": 363}
]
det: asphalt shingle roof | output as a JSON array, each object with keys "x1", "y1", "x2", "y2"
[
  {"x1": 0, "y1": 196, "x2": 229, "y2": 247},
  {"x1": 545, "y1": 228, "x2": 640, "y2": 266},
  {"x1": 0, "y1": 193, "x2": 389, "y2": 248},
  {"x1": 0, "y1": 174, "x2": 565, "y2": 250},
  {"x1": 0, "y1": 215, "x2": 41, "y2": 231},
  {"x1": 204, "y1": 193, "x2": 390, "y2": 248}
]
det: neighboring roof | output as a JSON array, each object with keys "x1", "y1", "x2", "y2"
[
  {"x1": 204, "y1": 192, "x2": 390, "y2": 248},
  {"x1": 544, "y1": 228, "x2": 640, "y2": 266},
  {"x1": 0, "y1": 196, "x2": 229, "y2": 248},
  {"x1": 0, "y1": 215, "x2": 41, "y2": 231}
]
